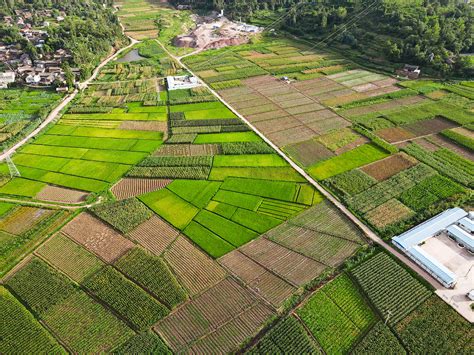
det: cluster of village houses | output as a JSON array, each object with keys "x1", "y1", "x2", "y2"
[{"x1": 0, "y1": 9, "x2": 79, "y2": 90}]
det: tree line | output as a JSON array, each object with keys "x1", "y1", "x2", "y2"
[{"x1": 170, "y1": 0, "x2": 473, "y2": 77}]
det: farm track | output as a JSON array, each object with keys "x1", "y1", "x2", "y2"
[
  {"x1": 159, "y1": 39, "x2": 441, "y2": 290},
  {"x1": 0, "y1": 196, "x2": 103, "y2": 210}
]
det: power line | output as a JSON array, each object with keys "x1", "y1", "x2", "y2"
[{"x1": 300, "y1": 0, "x2": 380, "y2": 53}]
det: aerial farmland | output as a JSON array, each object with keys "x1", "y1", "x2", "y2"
[{"x1": 0, "y1": 0, "x2": 473, "y2": 354}]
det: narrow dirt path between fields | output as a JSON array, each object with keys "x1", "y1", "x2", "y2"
[
  {"x1": 0, "y1": 196, "x2": 103, "y2": 210},
  {"x1": 156, "y1": 39, "x2": 441, "y2": 290}
]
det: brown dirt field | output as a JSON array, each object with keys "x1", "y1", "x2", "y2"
[
  {"x1": 154, "y1": 144, "x2": 220, "y2": 156},
  {"x1": 284, "y1": 139, "x2": 335, "y2": 167},
  {"x1": 365, "y1": 199, "x2": 414, "y2": 229},
  {"x1": 352, "y1": 83, "x2": 379, "y2": 93},
  {"x1": 321, "y1": 92, "x2": 367, "y2": 107},
  {"x1": 403, "y1": 117, "x2": 458, "y2": 137},
  {"x1": 231, "y1": 98, "x2": 269, "y2": 110},
  {"x1": 187, "y1": 303, "x2": 273, "y2": 354},
  {"x1": 126, "y1": 30, "x2": 159, "y2": 40},
  {"x1": 279, "y1": 97, "x2": 314, "y2": 109},
  {"x1": 220, "y1": 92, "x2": 261, "y2": 103},
  {"x1": 254, "y1": 116, "x2": 302, "y2": 134},
  {"x1": 315, "y1": 88, "x2": 356, "y2": 101},
  {"x1": 0, "y1": 207, "x2": 54, "y2": 235},
  {"x1": 35, "y1": 185, "x2": 89, "y2": 204},
  {"x1": 154, "y1": 278, "x2": 270, "y2": 352},
  {"x1": 61, "y1": 213, "x2": 134, "y2": 263},
  {"x1": 293, "y1": 109, "x2": 339, "y2": 124},
  {"x1": 163, "y1": 236, "x2": 227, "y2": 296},
  {"x1": 277, "y1": 92, "x2": 307, "y2": 101},
  {"x1": 286, "y1": 103, "x2": 325, "y2": 115},
  {"x1": 377, "y1": 127, "x2": 416, "y2": 143},
  {"x1": 128, "y1": 215, "x2": 179, "y2": 255},
  {"x1": 111, "y1": 178, "x2": 172, "y2": 200},
  {"x1": 119, "y1": 121, "x2": 167, "y2": 132},
  {"x1": 240, "y1": 103, "x2": 280, "y2": 116},
  {"x1": 239, "y1": 238, "x2": 325, "y2": 286},
  {"x1": 219, "y1": 251, "x2": 295, "y2": 307},
  {"x1": 364, "y1": 85, "x2": 400, "y2": 98},
  {"x1": 246, "y1": 110, "x2": 289, "y2": 122},
  {"x1": 362, "y1": 153, "x2": 417, "y2": 181},
  {"x1": 268, "y1": 125, "x2": 316, "y2": 147}
]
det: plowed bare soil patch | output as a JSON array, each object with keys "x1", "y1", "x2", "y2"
[
  {"x1": 377, "y1": 127, "x2": 415, "y2": 143},
  {"x1": 284, "y1": 139, "x2": 334, "y2": 167},
  {"x1": 61, "y1": 213, "x2": 134, "y2": 263},
  {"x1": 129, "y1": 215, "x2": 179, "y2": 255},
  {"x1": 268, "y1": 125, "x2": 316, "y2": 147},
  {"x1": 254, "y1": 116, "x2": 301, "y2": 134},
  {"x1": 111, "y1": 178, "x2": 172, "y2": 200},
  {"x1": 163, "y1": 236, "x2": 227, "y2": 296},
  {"x1": 35, "y1": 185, "x2": 89, "y2": 204},
  {"x1": 219, "y1": 251, "x2": 295, "y2": 307},
  {"x1": 403, "y1": 117, "x2": 458, "y2": 137},
  {"x1": 362, "y1": 153, "x2": 417, "y2": 181}
]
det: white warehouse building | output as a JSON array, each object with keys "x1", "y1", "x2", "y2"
[{"x1": 392, "y1": 207, "x2": 473, "y2": 288}]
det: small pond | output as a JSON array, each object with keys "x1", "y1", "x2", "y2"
[{"x1": 116, "y1": 49, "x2": 145, "y2": 63}]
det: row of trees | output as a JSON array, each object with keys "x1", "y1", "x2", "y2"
[
  {"x1": 0, "y1": 0, "x2": 128, "y2": 79},
  {"x1": 171, "y1": 0, "x2": 473, "y2": 77}
]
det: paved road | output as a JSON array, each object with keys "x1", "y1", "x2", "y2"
[
  {"x1": 157, "y1": 39, "x2": 441, "y2": 290},
  {"x1": 0, "y1": 38, "x2": 139, "y2": 162}
]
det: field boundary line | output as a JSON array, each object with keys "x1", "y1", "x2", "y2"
[{"x1": 156, "y1": 39, "x2": 441, "y2": 290}]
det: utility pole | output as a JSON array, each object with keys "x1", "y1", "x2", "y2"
[{"x1": 6, "y1": 154, "x2": 21, "y2": 178}]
